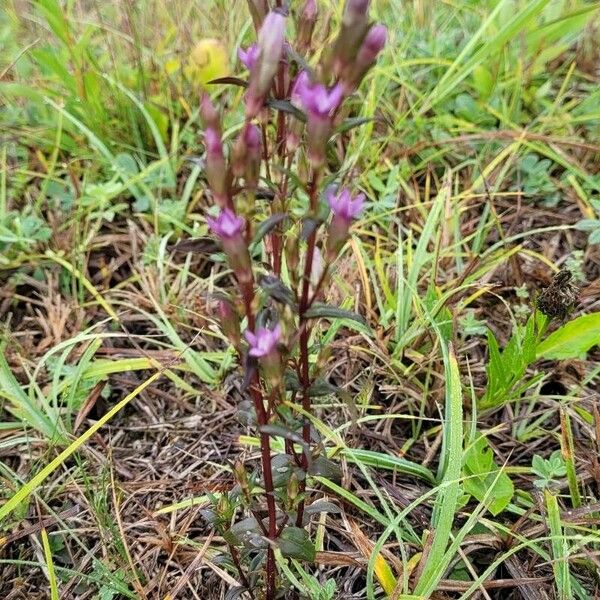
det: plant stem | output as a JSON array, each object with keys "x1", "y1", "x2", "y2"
[
  {"x1": 240, "y1": 278, "x2": 277, "y2": 599},
  {"x1": 295, "y1": 170, "x2": 321, "y2": 526}
]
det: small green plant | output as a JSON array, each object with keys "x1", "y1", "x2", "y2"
[
  {"x1": 532, "y1": 451, "x2": 567, "y2": 490},
  {"x1": 480, "y1": 312, "x2": 543, "y2": 409},
  {"x1": 575, "y1": 198, "x2": 600, "y2": 245},
  {"x1": 514, "y1": 153, "x2": 560, "y2": 206}
]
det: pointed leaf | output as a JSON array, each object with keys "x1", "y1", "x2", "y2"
[
  {"x1": 251, "y1": 213, "x2": 289, "y2": 248},
  {"x1": 304, "y1": 303, "x2": 366, "y2": 325}
]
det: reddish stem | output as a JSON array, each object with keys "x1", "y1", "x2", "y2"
[
  {"x1": 239, "y1": 279, "x2": 277, "y2": 600},
  {"x1": 295, "y1": 171, "x2": 321, "y2": 526}
]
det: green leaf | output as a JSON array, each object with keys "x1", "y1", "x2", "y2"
[
  {"x1": 259, "y1": 275, "x2": 297, "y2": 308},
  {"x1": 463, "y1": 435, "x2": 514, "y2": 516},
  {"x1": 536, "y1": 312, "x2": 600, "y2": 360},
  {"x1": 307, "y1": 455, "x2": 342, "y2": 483},
  {"x1": 266, "y1": 98, "x2": 306, "y2": 121},
  {"x1": 225, "y1": 517, "x2": 267, "y2": 549},
  {"x1": 333, "y1": 117, "x2": 374, "y2": 136},
  {"x1": 304, "y1": 303, "x2": 366, "y2": 325},
  {"x1": 35, "y1": 0, "x2": 71, "y2": 47},
  {"x1": 574, "y1": 219, "x2": 600, "y2": 232},
  {"x1": 472, "y1": 65, "x2": 495, "y2": 100},
  {"x1": 413, "y1": 343, "x2": 463, "y2": 595},
  {"x1": 251, "y1": 213, "x2": 289, "y2": 248},
  {"x1": 279, "y1": 527, "x2": 315, "y2": 561},
  {"x1": 304, "y1": 500, "x2": 341, "y2": 515}
]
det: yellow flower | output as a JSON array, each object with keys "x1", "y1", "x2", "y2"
[{"x1": 186, "y1": 38, "x2": 230, "y2": 87}]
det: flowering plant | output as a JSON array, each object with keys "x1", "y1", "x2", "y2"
[{"x1": 200, "y1": 1, "x2": 386, "y2": 596}]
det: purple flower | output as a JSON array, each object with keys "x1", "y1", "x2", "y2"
[
  {"x1": 245, "y1": 324, "x2": 281, "y2": 357},
  {"x1": 327, "y1": 187, "x2": 365, "y2": 221},
  {"x1": 238, "y1": 44, "x2": 260, "y2": 71},
  {"x1": 292, "y1": 72, "x2": 343, "y2": 118},
  {"x1": 206, "y1": 208, "x2": 245, "y2": 240}
]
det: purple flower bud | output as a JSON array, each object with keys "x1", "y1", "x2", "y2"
[
  {"x1": 205, "y1": 127, "x2": 223, "y2": 155},
  {"x1": 360, "y1": 23, "x2": 387, "y2": 62},
  {"x1": 244, "y1": 121, "x2": 262, "y2": 151},
  {"x1": 238, "y1": 44, "x2": 260, "y2": 71},
  {"x1": 200, "y1": 94, "x2": 220, "y2": 133},
  {"x1": 298, "y1": 0, "x2": 317, "y2": 48},
  {"x1": 259, "y1": 11, "x2": 286, "y2": 62},
  {"x1": 341, "y1": 24, "x2": 387, "y2": 92},
  {"x1": 327, "y1": 187, "x2": 365, "y2": 221},
  {"x1": 326, "y1": 0, "x2": 371, "y2": 77},
  {"x1": 206, "y1": 208, "x2": 245, "y2": 240},
  {"x1": 310, "y1": 246, "x2": 324, "y2": 288},
  {"x1": 218, "y1": 298, "x2": 240, "y2": 346},
  {"x1": 344, "y1": 0, "x2": 369, "y2": 20},
  {"x1": 303, "y1": 0, "x2": 317, "y2": 19},
  {"x1": 245, "y1": 11, "x2": 287, "y2": 117},
  {"x1": 232, "y1": 123, "x2": 262, "y2": 188},
  {"x1": 244, "y1": 324, "x2": 281, "y2": 357},
  {"x1": 204, "y1": 127, "x2": 228, "y2": 206},
  {"x1": 246, "y1": 0, "x2": 269, "y2": 30},
  {"x1": 326, "y1": 188, "x2": 366, "y2": 259}
]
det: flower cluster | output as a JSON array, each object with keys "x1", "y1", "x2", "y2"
[{"x1": 199, "y1": 1, "x2": 386, "y2": 597}]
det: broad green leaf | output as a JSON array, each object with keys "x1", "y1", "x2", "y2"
[
  {"x1": 224, "y1": 517, "x2": 267, "y2": 549},
  {"x1": 279, "y1": 527, "x2": 315, "y2": 562},
  {"x1": 536, "y1": 312, "x2": 600, "y2": 359},
  {"x1": 463, "y1": 435, "x2": 514, "y2": 516}
]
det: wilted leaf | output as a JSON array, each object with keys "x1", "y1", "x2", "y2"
[
  {"x1": 269, "y1": 453, "x2": 296, "y2": 488},
  {"x1": 172, "y1": 237, "x2": 220, "y2": 255},
  {"x1": 260, "y1": 424, "x2": 307, "y2": 452},
  {"x1": 307, "y1": 378, "x2": 340, "y2": 397},
  {"x1": 224, "y1": 587, "x2": 248, "y2": 600},
  {"x1": 236, "y1": 399, "x2": 256, "y2": 427},
  {"x1": 301, "y1": 215, "x2": 324, "y2": 240}
]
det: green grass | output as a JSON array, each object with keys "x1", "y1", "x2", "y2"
[{"x1": 1, "y1": 0, "x2": 600, "y2": 598}]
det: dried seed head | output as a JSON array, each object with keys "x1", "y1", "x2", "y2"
[{"x1": 537, "y1": 268, "x2": 579, "y2": 320}]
